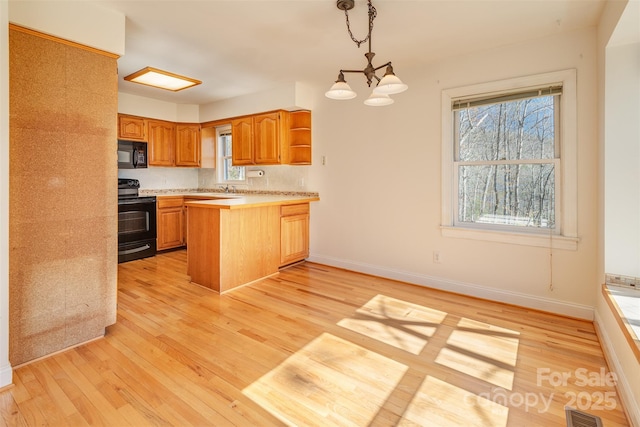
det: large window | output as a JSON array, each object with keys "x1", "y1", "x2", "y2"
[
  {"x1": 441, "y1": 70, "x2": 578, "y2": 249},
  {"x1": 454, "y1": 87, "x2": 560, "y2": 230},
  {"x1": 217, "y1": 126, "x2": 245, "y2": 183}
]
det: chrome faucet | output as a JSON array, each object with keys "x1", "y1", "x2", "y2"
[{"x1": 219, "y1": 185, "x2": 229, "y2": 193}]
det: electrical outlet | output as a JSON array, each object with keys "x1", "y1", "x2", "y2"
[
  {"x1": 433, "y1": 251, "x2": 441, "y2": 263},
  {"x1": 322, "y1": 155, "x2": 327, "y2": 165}
]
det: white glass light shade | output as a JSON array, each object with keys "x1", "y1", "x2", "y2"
[
  {"x1": 374, "y1": 73, "x2": 408, "y2": 95},
  {"x1": 364, "y1": 92, "x2": 394, "y2": 106},
  {"x1": 325, "y1": 81, "x2": 357, "y2": 100}
]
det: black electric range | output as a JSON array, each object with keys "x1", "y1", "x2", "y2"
[{"x1": 117, "y1": 179, "x2": 157, "y2": 263}]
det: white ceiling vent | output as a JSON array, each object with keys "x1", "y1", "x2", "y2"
[{"x1": 565, "y1": 407, "x2": 603, "y2": 427}]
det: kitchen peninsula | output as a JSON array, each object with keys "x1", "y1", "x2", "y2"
[{"x1": 185, "y1": 194, "x2": 319, "y2": 293}]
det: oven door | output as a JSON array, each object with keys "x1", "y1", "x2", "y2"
[
  {"x1": 118, "y1": 197, "x2": 157, "y2": 262},
  {"x1": 118, "y1": 238, "x2": 156, "y2": 263}
]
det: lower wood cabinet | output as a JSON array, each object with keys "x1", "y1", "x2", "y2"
[
  {"x1": 157, "y1": 196, "x2": 185, "y2": 250},
  {"x1": 158, "y1": 196, "x2": 311, "y2": 264},
  {"x1": 280, "y1": 203, "x2": 310, "y2": 266}
]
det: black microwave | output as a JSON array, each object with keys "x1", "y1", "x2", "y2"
[{"x1": 117, "y1": 140, "x2": 147, "y2": 169}]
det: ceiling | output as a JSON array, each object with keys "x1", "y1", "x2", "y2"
[{"x1": 98, "y1": 0, "x2": 607, "y2": 106}]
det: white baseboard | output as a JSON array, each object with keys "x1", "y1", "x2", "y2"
[
  {"x1": 594, "y1": 311, "x2": 640, "y2": 427},
  {"x1": 307, "y1": 254, "x2": 594, "y2": 320},
  {"x1": 0, "y1": 363, "x2": 12, "y2": 388}
]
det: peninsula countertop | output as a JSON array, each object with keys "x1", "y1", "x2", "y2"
[
  {"x1": 141, "y1": 189, "x2": 320, "y2": 209},
  {"x1": 183, "y1": 193, "x2": 320, "y2": 210},
  {"x1": 183, "y1": 191, "x2": 318, "y2": 292}
]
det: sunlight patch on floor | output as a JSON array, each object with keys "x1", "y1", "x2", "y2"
[
  {"x1": 398, "y1": 375, "x2": 509, "y2": 426},
  {"x1": 435, "y1": 317, "x2": 520, "y2": 389},
  {"x1": 337, "y1": 294, "x2": 447, "y2": 354},
  {"x1": 243, "y1": 333, "x2": 408, "y2": 427}
]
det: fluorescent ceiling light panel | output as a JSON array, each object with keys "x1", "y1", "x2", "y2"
[{"x1": 124, "y1": 67, "x2": 201, "y2": 91}]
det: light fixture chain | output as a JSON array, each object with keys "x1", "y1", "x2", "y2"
[
  {"x1": 343, "y1": 0, "x2": 376, "y2": 48},
  {"x1": 326, "y1": 0, "x2": 407, "y2": 104}
]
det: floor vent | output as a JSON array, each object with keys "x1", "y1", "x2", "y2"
[{"x1": 565, "y1": 407, "x2": 603, "y2": 427}]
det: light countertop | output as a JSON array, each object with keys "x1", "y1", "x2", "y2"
[{"x1": 178, "y1": 193, "x2": 320, "y2": 210}]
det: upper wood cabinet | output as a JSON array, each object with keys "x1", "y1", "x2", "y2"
[
  {"x1": 145, "y1": 120, "x2": 201, "y2": 167},
  {"x1": 175, "y1": 124, "x2": 201, "y2": 167},
  {"x1": 232, "y1": 112, "x2": 283, "y2": 166},
  {"x1": 117, "y1": 109, "x2": 310, "y2": 167},
  {"x1": 147, "y1": 119, "x2": 176, "y2": 167},
  {"x1": 231, "y1": 110, "x2": 311, "y2": 166},
  {"x1": 253, "y1": 112, "x2": 281, "y2": 164},
  {"x1": 284, "y1": 110, "x2": 312, "y2": 165},
  {"x1": 231, "y1": 116, "x2": 255, "y2": 165},
  {"x1": 118, "y1": 114, "x2": 145, "y2": 141}
]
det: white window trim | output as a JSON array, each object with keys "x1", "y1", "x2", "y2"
[
  {"x1": 441, "y1": 69, "x2": 578, "y2": 250},
  {"x1": 216, "y1": 125, "x2": 246, "y2": 185}
]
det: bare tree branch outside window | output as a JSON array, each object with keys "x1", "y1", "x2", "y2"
[{"x1": 455, "y1": 94, "x2": 557, "y2": 229}]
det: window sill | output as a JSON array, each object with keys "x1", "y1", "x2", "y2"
[
  {"x1": 602, "y1": 284, "x2": 640, "y2": 363},
  {"x1": 441, "y1": 226, "x2": 579, "y2": 250}
]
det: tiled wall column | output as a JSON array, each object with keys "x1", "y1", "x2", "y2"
[{"x1": 8, "y1": 26, "x2": 118, "y2": 365}]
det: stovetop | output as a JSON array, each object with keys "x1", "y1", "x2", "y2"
[{"x1": 118, "y1": 179, "x2": 156, "y2": 203}]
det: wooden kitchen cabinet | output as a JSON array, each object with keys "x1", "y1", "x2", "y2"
[
  {"x1": 231, "y1": 116, "x2": 254, "y2": 165},
  {"x1": 145, "y1": 120, "x2": 201, "y2": 167},
  {"x1": 280, "y1": 203, "x2": 310, "y2": 266},
  {"x1": 254, "y1": 112, "x2": 281, "y2": 164},
  {"x1": 157, "y1": 196, "x2": 185, "y2": 250},
  {"x1": 231, "y1": 111, "x2": 284, "y2": 165},
  {"x1": 118, "y1": 114, "x2": 146, "y2": 141},
  {"x1": 175, "y1": 124, "x2": 201, "y2": 167},
  {"x1": 231, "y1": 110, "x2": 311, "y2": 166},
  {"x1": 285, "y1": 110, "x2": 312, "y2": 165},
  {"x1": 147, "y1": 119, "x2": 176, "y2": 166},
  {"x1": 120, "y1": 110, "x2": 309, "y2": 167},
  {"x1": 186, "y1": 195, "x2": 318, "y2": 293}
]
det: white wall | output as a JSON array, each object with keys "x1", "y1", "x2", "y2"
[
  {"x1": 595, "y1": 301, "x2": 640, "y2": 426},
  {"x1": 198, "y1": 166, "x2": 310, "y2": 192},
  {"x1": 596, "y1": 1, "x2": 640, "y2": 425},
  {"x1": 9, "y1": 0, "x2": 124, "y2": 55},
  {"x1": 0, "y1": 1, "x2": 12, "y2": 389},
  {"x1": 308, "y1": 27, "x2": 599, "y2": 319},
  {"x1": 199, "y1": 82, "x2": 299, "y2": 122},
  {"x1": 118, "y1": 167, "x2": 199, "y2": 191},
  {"x1": 118, "y1": 92, "x2": 199, "y2": 122},
  {"x1": 604, "y1": 42, "x2": 640, "y2": 277}
]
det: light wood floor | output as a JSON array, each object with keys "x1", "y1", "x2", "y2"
[{"x1": 1, "y1": 250, "x2": 630, "y2": 426}]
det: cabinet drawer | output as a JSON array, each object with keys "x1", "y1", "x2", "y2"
[
  {"x1": 281, "y1": 203, "x2": 309, "y2": 217},
  {"x1": 157, "y1": 196, "x2": 184, "y2": 209}
]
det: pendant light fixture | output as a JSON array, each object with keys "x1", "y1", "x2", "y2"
[{"x1": 325, "y1": 0, "x2": 408, "y2": 106}]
